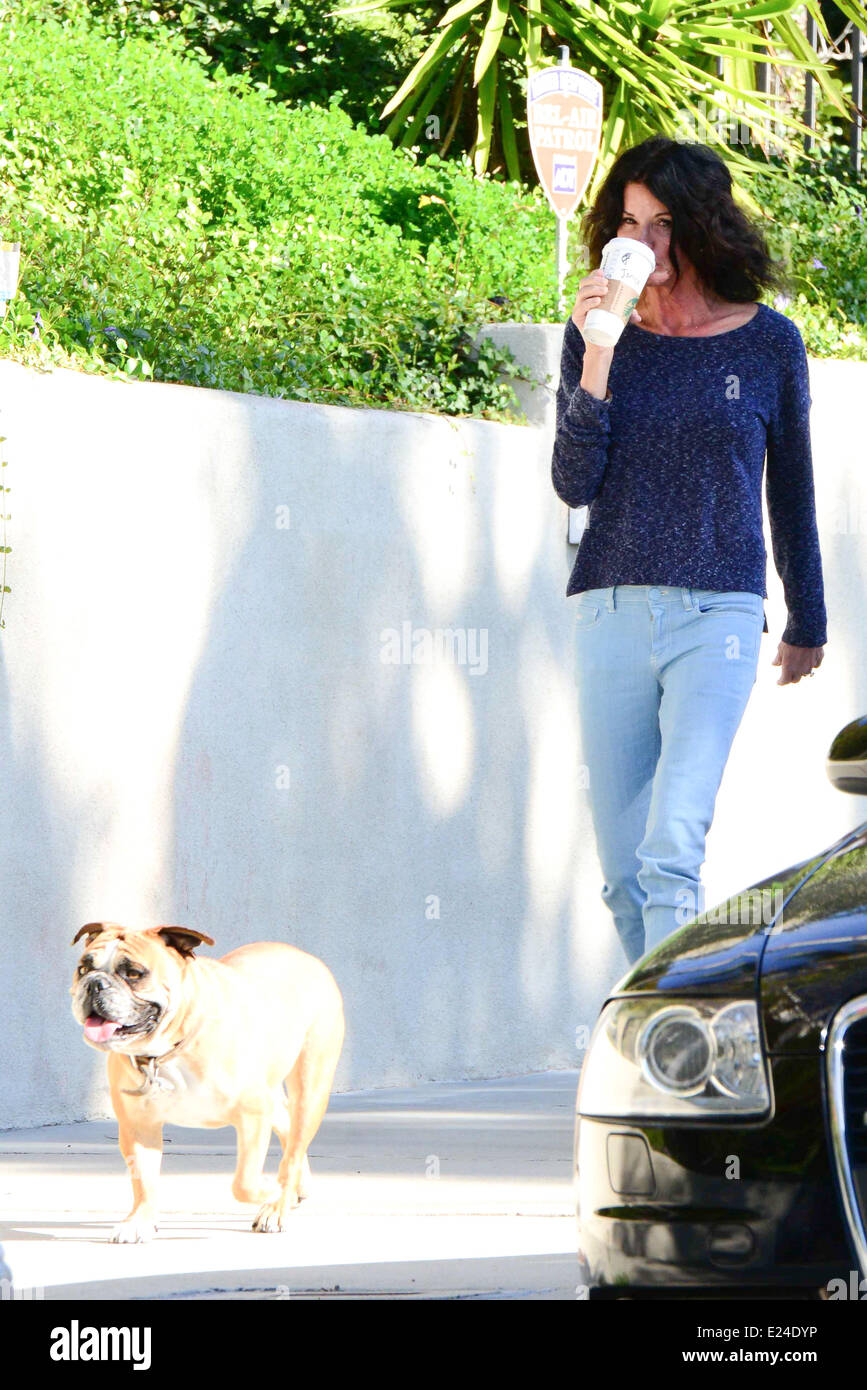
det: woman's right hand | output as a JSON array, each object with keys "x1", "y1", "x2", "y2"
[{"x1": 570, "y1": 268, "x2": 641, "y2": 348}]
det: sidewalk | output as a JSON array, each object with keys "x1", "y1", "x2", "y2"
[{"x1": 0, "y1": 1070, "x2": 581, "y2": 1300}]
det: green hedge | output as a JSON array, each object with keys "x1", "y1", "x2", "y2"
[
  {"x1": 752, "y1": 147, "x2": 867, "y2": 359},
  {"x1": 0, "y1": 2, "x2": 864, "y2": 425},
  {"x1": 0, "y1": 3, "x2": 559, "y2": 418},
  {"x1": 46, "y1": 0, "x2": 436, "y2": 148}
]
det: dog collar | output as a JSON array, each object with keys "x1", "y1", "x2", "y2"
[{"x1": 121, "y1": 1020, "x2": 203, "y2": 1095}]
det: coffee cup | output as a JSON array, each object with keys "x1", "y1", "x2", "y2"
[{"x1": 583, "y1": 238, "x2": 656, "y2": 347}]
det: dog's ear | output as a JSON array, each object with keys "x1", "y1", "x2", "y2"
[
  {"x1": 72, "y1": 921, "x2": 118, "y2": 947},
  {"x1": 152, "y1": 925, "x2": 215, "y2": 957}
]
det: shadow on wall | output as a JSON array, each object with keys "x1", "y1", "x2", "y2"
[{"x1": 165, "y1": 396, "x2": 616, "y2": 1091}]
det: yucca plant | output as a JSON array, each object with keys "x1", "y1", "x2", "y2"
[{"x1": 328, "y1": 0, "x2": 867, "y2": 205}]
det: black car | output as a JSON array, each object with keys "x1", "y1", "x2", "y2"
[{"x1": 575, "y1": 716, "x2": 867, "y2": 1299}]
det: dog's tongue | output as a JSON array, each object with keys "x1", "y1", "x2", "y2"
[{"x1": 84, "y1": 1015, "x2": 122, "y2": 1043}]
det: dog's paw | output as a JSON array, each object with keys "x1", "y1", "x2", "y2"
[
  {"x1": 109, "y1": 1216, "x2": 157, "y2": 1244},
  {"x1": 252, "y1": 1195, "x2": 298, "y2": 1233}
]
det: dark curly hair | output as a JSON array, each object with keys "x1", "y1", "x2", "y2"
[{"x1": 580, "y1": 136, "x2": 789, "y2": 303}]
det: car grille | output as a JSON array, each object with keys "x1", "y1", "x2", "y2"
[
  {"x1": 843, "y1": 1018, "x2": 867, "y2": 1163},
  {"x1": 826, "y1": 997, "x2": 867, "y2": 1275}
]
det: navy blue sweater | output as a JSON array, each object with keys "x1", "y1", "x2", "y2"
[{"x1": 551, "y1": 304, "x2": 827, "y2": 647}]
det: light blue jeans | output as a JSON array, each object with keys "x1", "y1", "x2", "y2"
[{"x1": 573, "y1": 584, "x2": 765, "y2": 965}]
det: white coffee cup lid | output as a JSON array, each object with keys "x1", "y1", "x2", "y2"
[{"x1": 604, "y1": 237, "x2": 655, "y2": 272}]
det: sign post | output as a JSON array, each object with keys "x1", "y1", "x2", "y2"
[
  {"x1": 0, "y1": 242, "x2": 21, "y2": 318},
  {"x1": 526, "y1": 48, "x2": 603, "y2": 316}
]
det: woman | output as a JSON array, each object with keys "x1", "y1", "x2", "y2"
[{"x1": 551, "y1": 135, "x2": 827, "y2": 967}]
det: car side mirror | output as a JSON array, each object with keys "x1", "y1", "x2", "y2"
[{"x1": 826, "y1": 716, "x2": 867, "y2": 794}]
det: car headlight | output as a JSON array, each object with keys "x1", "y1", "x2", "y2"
[{"x1": 578, "y1": 997, "x2": 770, "y2": 1119}]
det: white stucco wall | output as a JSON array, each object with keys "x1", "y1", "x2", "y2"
[{"x1": 0, "y1": 329, "x2": 865, "y2": 1127}]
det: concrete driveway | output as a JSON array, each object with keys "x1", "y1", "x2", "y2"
[{"x1": 0, "y1": 1070, "x2": 581, "y2": 1300}]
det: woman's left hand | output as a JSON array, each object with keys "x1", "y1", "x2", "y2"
[{"x1": 771, "y1": 641, "x2": 825, "y2": 686}]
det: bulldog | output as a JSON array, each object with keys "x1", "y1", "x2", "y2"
[{"x1": 71, "y1": 922, "x2": 345, "y2": 1243}]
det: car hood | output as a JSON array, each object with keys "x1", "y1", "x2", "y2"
[
  {"x1": 760, "y1": 828, "x2": 867, "y2": 1052},
  {"x1": 611, "y1": 823, "x2": 867, "y2": 1000}
]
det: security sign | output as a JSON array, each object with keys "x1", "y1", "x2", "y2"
[{"x1": 527, "y1": 66, "x2": 603, "y2": 219}]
